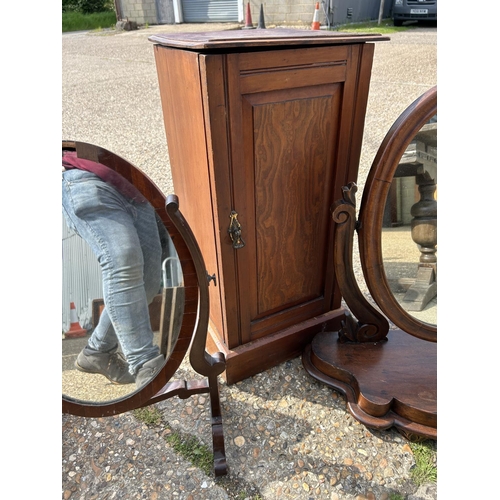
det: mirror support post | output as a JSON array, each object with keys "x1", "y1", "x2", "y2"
[
  {"x1": 166, "y1": 195, "x2": 227, "y2": 476},
  {"x1": 331, "y1": 183, "x2": 389, "y2": 343}
]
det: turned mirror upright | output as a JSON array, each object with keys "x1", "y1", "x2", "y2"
[
  {"x1": 303, "y1": 86, "x2": 437, "y2": 441},
  {"x1": 61, "y1": 141, "x2": 228, "y2": 476}
]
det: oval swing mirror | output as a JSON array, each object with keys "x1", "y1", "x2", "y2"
[
  {"x1": 358, "y1": 86, "x2": 437, "y2": 342},
  {"x1": 62, "y1": 141, "x2": 200, "y2": 415}
]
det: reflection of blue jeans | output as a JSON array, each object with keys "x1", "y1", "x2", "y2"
[{"x1": 62, "y1": 169, "x2": 161, "y2": 375}]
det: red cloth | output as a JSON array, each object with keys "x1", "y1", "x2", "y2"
[{"x1": 62, "y1": 151, "x2": 146, "y2": 202}]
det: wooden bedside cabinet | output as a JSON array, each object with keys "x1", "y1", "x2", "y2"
[{"x1": 149, "y1": 29, "x2": 388, "y2": 383}]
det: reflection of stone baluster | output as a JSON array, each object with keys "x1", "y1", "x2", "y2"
[
  {"x1": 412, "y1": 167, "x2": 437, "y2": 268},
  {"x1": 403, "y1": 166, "x2": 437, "y2": 311}
]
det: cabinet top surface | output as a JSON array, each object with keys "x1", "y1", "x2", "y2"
[{"x1": 149, "y1": 28, "x2": 389, "y2": 50}]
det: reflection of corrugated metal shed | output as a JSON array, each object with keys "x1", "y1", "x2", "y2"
[
  {"x1": 62, "y1": 213, "x2": 183, "y2": 333},
  {"x1": 62, "y1": 215, "x2": 102, "y2": 332}
]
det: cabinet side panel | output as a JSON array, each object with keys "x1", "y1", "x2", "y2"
[
  {"x1": 329, "y1": 44, "x2": 375, "y2": 310},
  {"x1": 198, "y1": 54, "x2": 241, "y2": 348},
  {"x1": 153, "y1": 46, "x2": 224, "y2": 338},
  {"x1": 346, "y1": 43, "x2": 375, "y2": 185}
]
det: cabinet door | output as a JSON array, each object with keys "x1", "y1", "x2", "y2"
[{"x1": 224, "y1": 45, "x2": 366, "y2": 345}]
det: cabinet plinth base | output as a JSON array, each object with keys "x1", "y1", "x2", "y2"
[
  {"x1": 207, "y1": 309, "x2": 346, "y2": 384},
  {"x1": 302, "y1": 330, "x2": 436, "y2": 441}
]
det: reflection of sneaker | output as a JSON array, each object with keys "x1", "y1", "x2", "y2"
[
  {"x1": 135, "y1": 354, "x2": 165, "y2": 389},
  {"x1": 75, "y1": 346, "x2": 135, "y2": 385}
]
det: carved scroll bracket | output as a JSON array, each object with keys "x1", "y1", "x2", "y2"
[{"x1": 332, "y1": 183, "x2": 389, "y2": 343}]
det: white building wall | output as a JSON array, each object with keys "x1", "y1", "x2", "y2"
[
  {"x1": 119, "y1": 0, "x2": 159, "y2": 25},
  {"x1": 245, "y1": 0, "x2": 319, "y2": 26}
]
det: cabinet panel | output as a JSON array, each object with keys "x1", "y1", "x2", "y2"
[
  {"x1": 251, "y1": 88, "x2": 340, "y2": 313},
  {"x1": 240, "y1": 65, "x2": 346, "y2": 94},
  {"x1": 227, "y1": 51, "x2": 348, "y2": 344},
  {"x1": 238, "y1": 46, "x2": 348, "y2": 94},
  {"x1": 237, "y1": 45, "x2": 349, "y2": 71}
]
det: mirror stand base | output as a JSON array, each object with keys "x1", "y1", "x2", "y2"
[
  {"x1": 143, "y1": 377, "x2": 227, "y2": 476},
  {"x1": 302, "y1": 329, "x2": 436, "y2": 441}
]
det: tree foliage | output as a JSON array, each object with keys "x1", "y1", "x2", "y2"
[{"x1": 62, "y1": 0, "x2": 112, "y2": 14}]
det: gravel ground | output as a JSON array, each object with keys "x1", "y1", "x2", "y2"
[
  {"x1": 62, "y1": 22, "x2": 437, "y2": 500},
  {"x1": 63, "y1": 357, "x2": 436, "y2": 500}
]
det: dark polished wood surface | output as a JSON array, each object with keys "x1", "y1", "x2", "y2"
[
  {"x1": 149, "y1": 28, "x2": 389, "y2": 50},
  {"x1": 303, "y1": 329, "x2": 436, "y2": 440}
]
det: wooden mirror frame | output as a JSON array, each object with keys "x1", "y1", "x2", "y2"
[
  {"x1": 358, "y1": 85, "x2": 437, "y2": 342},
  {"x1": 302, "y1": 87, "x2": 437, "y2": 440},
  {"x1": 62, "y1": 141, "x2": 227, "y2": 475}
]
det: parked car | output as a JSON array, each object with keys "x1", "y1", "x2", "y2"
[{"x1": 392, "y1": 0, "x2": 437, "y2": 26}]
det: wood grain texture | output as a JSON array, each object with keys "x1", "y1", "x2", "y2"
[
  {"x1": 303, "y1": 329, "x2": 436, "y2": 440},
  {"x1": 148, "y1": 29, "x2": 389, "y2": 50},
  {"x1": 253, "y1": 94, "x2": 335, "y2": 314}
]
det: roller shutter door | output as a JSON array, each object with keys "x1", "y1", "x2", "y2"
[{"x1": 181, "y1": 0, "x2": 239, "y2": 22}]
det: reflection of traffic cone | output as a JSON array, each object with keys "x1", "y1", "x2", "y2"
[
  {"x1": 257, "y1": 4, "x2": 266, "y2": 29},
  {"x1": 243, "y1": 2, "x2": 255, "y2": 29},
  {"x1": 65, "y1": 302, "x2": 87, "y2": 338},
  {"x1": 311, "y1": 2, "x2": 321, "y2": 30}
]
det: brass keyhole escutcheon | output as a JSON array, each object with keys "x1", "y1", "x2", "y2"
[{"x1": 228, "y1": 211, "x2": 245, "y2": 249}]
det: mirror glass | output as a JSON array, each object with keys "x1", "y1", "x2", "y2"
[
  {"x1": 381, "y1": 115, "x2": 437, "y2": 326},
  {"x1": 62, "y1": 170, "x2": 184, "y2": 404}
]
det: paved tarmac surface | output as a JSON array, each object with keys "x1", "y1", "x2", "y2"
[{"x1": 62, "y1": 22, "x2": 437, "y2": 500}]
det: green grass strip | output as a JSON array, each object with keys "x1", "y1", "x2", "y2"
[{"x1": 62, "y1": 11, "x2": 117, "y2": 32}]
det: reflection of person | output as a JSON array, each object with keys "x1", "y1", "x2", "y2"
[{"x1": 62, "y1": 151, "x2": 164, "y2": 388}]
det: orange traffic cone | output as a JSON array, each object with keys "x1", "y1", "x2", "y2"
[
  {"x1": 243, "y1": 2, "x2": 255, "y2": 29},
  {"x1": 311, "y1": 2, "x2": 321, "y2": 30},
  {"x1": 65, "y1": 302, "x2": 87, "y2": 339}
]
